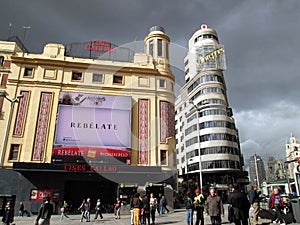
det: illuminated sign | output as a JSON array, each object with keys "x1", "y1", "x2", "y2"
[
  {"x1": 53, "y1": 92, "x2": 132, "y2": 164},
  {"x1": 85, "y1": 40, "x2": 115, "y2": 53},
  {"x1": 63, "y1": 164, "x2": 118, "y2": 173},
  {"x1": 198, "y1": 47, "x2": 224, "y2": 64},
  {"x1": 30, "y1": 189, "x2": 60, "y2": 202}
]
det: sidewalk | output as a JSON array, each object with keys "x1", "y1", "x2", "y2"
[{"x1": 12, "y1": 207, "x2": 288, "y2": 225}]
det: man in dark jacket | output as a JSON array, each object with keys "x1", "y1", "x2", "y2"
[
  {"x1": 36, "y1": 196, "x2": 54, "y2": 225},
  {"x1": 228, "y1": 184, "x2": 250, "y2": 225},
  {"x1": 248, "y1": 184, "x2": 260, "y2": 225}
]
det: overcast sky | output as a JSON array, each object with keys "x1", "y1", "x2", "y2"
[{"x1": 1, "y1": 0, "x2": 300, "y2": 166}]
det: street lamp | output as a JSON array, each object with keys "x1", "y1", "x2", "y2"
[
  {"x1": 0, "y1": 93, "x2": 23, "y2": 166},
  {"x1": 254, "y1": 154, "x2": 261, "y2": 188},
  {"x1": 189, "y1": 100, "x2": 204, "y2": 190}
]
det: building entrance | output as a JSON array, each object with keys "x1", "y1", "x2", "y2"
[{"x1": 64, "y1": 179, "x2": 117, "y2": 212}]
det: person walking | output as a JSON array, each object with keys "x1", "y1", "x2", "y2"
[
  {"x1": 248, "y1": 184, "x2": 260, "y2": 225},
  {"x1": 114, "y1": 197, "x2": 121, "y2": 219},
  {"x1": 60, "y1": 200, "x2": 69, "y2": 221},
  {"x1": 2, "y1": 202, "x2": 14, "y2": 225},
  {"x1": 149, "y1": 193, "x2": 157, "y2": 225},
  {"x1": 184, "y1": 191, "x2": 194, "y2": 225},
  {"x1": 268, "y1": 187, "x2": 284, "y2": 223},
  {"x1": 78, "y1": 199, "x2": 86, "y2": 222},
  {"x1": 18, "y1": 201, "x2": 24, "y2": 217},
  {"x1": 205, "y1": 188, "x2": 224, "y2": 225},
  {"x1": 35, "y1": 196, "x2": 53, "y2": 225},
  {"x1": 228, "y1": 184, "x2": 250, "y2": 225},
  {"x1": 142, "y1": 195, "x2": 151, "y2": 225},
  {"x1": 132, "y1": 193, "x2": 142, "y2": 225},
  {"x1": 84, "y1": 198, "x2": 91, "y2": 222},
  {"x1": 94, "y1": 198, "x2": 103, "y2": 220},
  {"x1": 159, "y1": 196, "x2": 169, "y2": 214},
  {"x1": 193, "y1": 189, "x2": 205, "y2": 225}
]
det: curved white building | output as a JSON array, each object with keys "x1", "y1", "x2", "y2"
[{"x1": 176, "y1": 25, "x2": 246, "y2": 192}]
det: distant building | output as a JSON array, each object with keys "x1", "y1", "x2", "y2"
[
  {"x1": 267, "y1": 157, "x2": 285, "y2": 182},
  {"x1": 285, "y1": 134, "x2": 300, "y2": 179},
  {"x1": 249, "y1": 154, "x2": 266, "y2": 187}
]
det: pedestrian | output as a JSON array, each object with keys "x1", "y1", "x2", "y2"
[
  {"x1": 94, "y1": 198, "x2": 103, "y2": 220},
  {"x1": 19, "y1": 201, "x2": 24, "y2": 217},
  {"x1": 248, "y1": 184, "x2": 260, "y2": 225},
  {"x1": 60, "y1": 200, "x2": 69, "y2": 221},
  {"x1": 184, "y1": 191, "x2": 194, "y2": 225},
  {"x1": 193, "y1": 189, "x2": 205, "y2": 225},
  {"x1": 35, "y1": 196, "x2": 54, "y2": 225},
  {"x1": 132, "y1": 193, "x2": 142, "y2": 225},
  {"x1": 84, "y1": 198, "x2": 91, "y2": 222},
  {"x1": 268, "y1": 187, "x2": 284, "y2": 223},
  {"x1": 142, "y1": 195, "x2": 151, "y2": 225},
  {"x1": 228, "y1": 184, "x2": 250, "y2": 225},
  {"x1": 130, "y1": 196, "x2": 134, "y2": 225},
  {"x1": 149, "y1": 193, "x2": 157, "y2": 225},
  {"x1": 159, "y1": 195, "x2": 169, "y2": 214},
  {"x1": 205, "y1": 188, "x2": 224, "y2": 225},
  {"x1": 2, "y1": 202, "x2": 14, "y2": 225},
  {"x1": 114, "y1": 197, "x2": 121, "y2": 219},
  {"x1": 78, "y1": 199, "x2": 86, "y2": 222}
]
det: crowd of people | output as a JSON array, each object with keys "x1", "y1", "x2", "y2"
[
  {"x1": 1, "y1": 184, "x2": 293, "y2": 225},
  {"x1": 183, "y1": 183, "x2": 292, "y2": 225}
]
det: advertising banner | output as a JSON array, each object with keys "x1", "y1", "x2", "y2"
[
  {"x1": 53, "y1": 92, "x2": 132, "y2": 164},
  {"x1": 30, "y1": 189, "x2": 60, "y2": 202}
]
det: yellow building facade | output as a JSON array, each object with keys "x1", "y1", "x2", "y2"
[{"x1": 0, "y1": 27, "x2": 176, "y2": 209}]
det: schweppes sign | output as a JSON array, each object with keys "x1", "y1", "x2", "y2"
[{"x1": 198, "y1": 47, "x2": 225, "y2": 64}]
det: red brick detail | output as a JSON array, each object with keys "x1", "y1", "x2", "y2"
[
  {"x1": 160, "y1": 101, "x2": 175, "y2": 142},
  {"x1": 32, "y1": 93, "x2": 53, "y2": 161},
  {"x1": 1, "y1": 74, "x2": 8, "y2": 86},
  {"x1": 13, "y1": 91, "x2": 29, "y2": 136},
  {"x1": 138, "y1": 99, "x2": 148, "y2": 164}
]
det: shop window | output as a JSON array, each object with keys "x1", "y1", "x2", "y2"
[
  {"x1": 92, "y1": 73, "x2": 103, "y2": 83},
  {"x1": 72, "y1": 72, "x2": 83, "y2": 81},
  {"x1": 113, "y1": 75, "x2": 123, "y2": 84},
  {"x1": 161, "y1": 150, "x2": 167, "y2": 165},
  {"x1": 159, "y1": 79, "x2": 166, "y2": 88},
  {"x1": 9, "y1": 144, "x2": 20, "y2": 160},
  {"x1": 24, "y1": 68, "x2": 33, "y2": 77}
]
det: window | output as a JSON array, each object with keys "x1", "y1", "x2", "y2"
[
  {"x1": 0, "y1": 96, "x2": 3, "y2": 112},
  {"x1": 113, "y1": 75, "x2": 123, "y2": 84},
  {"x1": 159, "y1": 79, "x2": 166, "y2": 88},
  {"x1": 0, "y1": 56, "x2": 4, "y2": 67},
  {"x1": 24, "y1": 68, "x2": 33, "y2": 77},
  {"x1": 149, "y1": 40, "x2": 154, "y2": 56},
  {"x1": 9, "y1": 144, "x2": 20, "y2": 160},
  {"x1": 161, "y1": 150, "x2": 167, "y2": 165},
  {"x1": 92, "y1": 73, "x2": 103, "y2": 83},
  {"x1": 72, "y1": 72, "x2": 83, "y2": 81},
  {"x1": 158, "y1": 39, "x2": 163, "y2": 56}
]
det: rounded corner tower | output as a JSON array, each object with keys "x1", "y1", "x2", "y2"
[
  {"x1": 176, "y1": 24, "x2": 247, "y2": 193},
  {"x1": 144, "y1": 25, "x2": 172, "y2": 75}
]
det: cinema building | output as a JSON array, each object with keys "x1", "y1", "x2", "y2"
[
  {"x1": 0, "y1": 26, "x2": 176, "y2": 211},
  {"x1": 175, "y1": 25, "x2": 247, "y2": 195}
]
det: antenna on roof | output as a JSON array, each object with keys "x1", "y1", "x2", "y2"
[
  {"x1": 8, "y1": 22, "x2": 12, "y2": 39},
  {"x1": 22, "y1": 26, "x2": 31, "y2": 43}
]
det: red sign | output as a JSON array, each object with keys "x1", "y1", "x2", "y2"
[
  {"x1": 63, "y1": 164, "x2": 118, "y2": 173},
  {"x1": 30, "y1": 189, "x2": 60, "y2": 202},
  {"x1": 85, "y1": 40, "x2": 115, "y2": 53}
]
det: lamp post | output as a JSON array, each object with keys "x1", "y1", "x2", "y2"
[
  {"x1": 254, "y1": 154, "x2": 261, "y2": 188},
  {"x1": 0, "y1": 93, "x2": 23, "y2": 166},
  {"x1": 189, "y1": 100, "x2": 204, "y2": 190}
]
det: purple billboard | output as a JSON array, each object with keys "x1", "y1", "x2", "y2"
[{"x1": 53, "y1": 92, "x2": 132, "y2": 164}]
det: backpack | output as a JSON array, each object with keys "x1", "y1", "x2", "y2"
[{"x1": 185, "y1": 196, "x2": 193, "y2": 209}]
